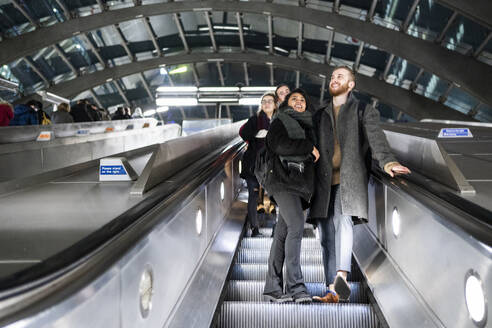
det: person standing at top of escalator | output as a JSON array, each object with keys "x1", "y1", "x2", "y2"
[
  {"x1": 310, "y1": 66, "x2": 411, "y2": 303},
  {"x1": 0, "y1": 102, "x2": 14, "y2": 127},
  {"x1": 239, "y1": 92, "x2": 278, "y2": 237},
  {"x1": 262, "y1": 88, "x2": 320, "y2": 304},
  {"x1": 51, "y1": 102, "x2": 74, "y2": 124}
]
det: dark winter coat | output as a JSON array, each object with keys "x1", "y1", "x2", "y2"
[
  {"x1": 51, "y1": 110, "x2": 74, "y2": 124},
  {"x1": 70, "y1": 103, "x2": 93, "y2": 122},
  {"x1": 239, "y1": 111, "x2": 271, "y2": 180},
  {"x1": 265, "y1": 108, "x2": 315, "y2": 203},
  {"x1": 310, "y1": 93, "x2": 397, "y2": 222},
  {"x1": 9, "y1": 104, "x2": 38, "y2": 126}
]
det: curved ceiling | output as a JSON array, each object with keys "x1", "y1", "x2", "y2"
[{"x1": 1, "y1": 0, "x2": 491, "y2": 122}]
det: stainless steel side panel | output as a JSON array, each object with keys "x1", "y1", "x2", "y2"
[{"x1": 355, "y1": 177, "x2": 492, "y2": 328}]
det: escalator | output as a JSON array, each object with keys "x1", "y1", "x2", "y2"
[{"x1": 216, "y1": 212, "x2": 382, "y2": 328}]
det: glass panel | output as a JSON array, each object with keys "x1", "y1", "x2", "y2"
[
  {"x1": 475, "y1": 104, "x2": 492, "y2": 123},
  {"x1": 444, "y1": 87, "x2": 478, "y2": 115},
  {"x1": 386, "y1": 57, "x2": 421, "y2": 89},
  {"x1": 406, "y1": 0, "x2": 452, "y2": 41},
  {"x1": 119, "y1": 19, "x2": 151, "y2": 43},
  {"x1": 412, "y1": 71, "x2": 448, "y2": 101},
  {"x1": 443, "y1": 15, "x2": 489, "y2": 55},
  {"x1": 149, "y1": 14, "x2": 177, "y2": 37},
  {"x1": 107, "y1": 0, "x2": 134, "y2": 10}
]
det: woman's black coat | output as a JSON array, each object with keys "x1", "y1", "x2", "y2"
[{"x1": 265, "y1": 114, "x2": 315, "y2": 204}]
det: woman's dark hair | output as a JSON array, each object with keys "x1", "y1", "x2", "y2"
[
  {"x1": 275, "y1": 83, "x2": 290, "y2": 96},
  {"x1": 279, "y1": 88, "x2": 313, "y2": 112}
]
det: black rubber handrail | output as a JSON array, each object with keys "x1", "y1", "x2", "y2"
[{"x1": 0, "y1": 138, "x2": 245, "y2": 327}]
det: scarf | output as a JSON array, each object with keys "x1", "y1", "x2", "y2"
[{"x1": 274, "y1": 107, "x2": 313, "y2": 140}]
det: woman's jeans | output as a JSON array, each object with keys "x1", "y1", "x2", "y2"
[
  {"x1": 263, "y1": 192, "x2": 308, "y2": 295},
  {"x1": 245, "y1": 177, "x2": 259, "y2": 229}
]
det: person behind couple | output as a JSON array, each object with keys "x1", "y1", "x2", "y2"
[
  {"x1": 262, "y1": 88, "x2": 320, "y2": 304},
  {"x1": 310, "y1": 66, "x2": 411, "y2": 303},
  {"x1": 239, "y1": 92, "x2": 278, "y2": 237}
]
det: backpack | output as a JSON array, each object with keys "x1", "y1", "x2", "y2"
[
  {"x1": 254, "y1": 146, "x2": 272, "y2": 188},
  {"x1": 357, "y1": 101, "x2": 373, "y2": 174},
  {"x1": 41, "y1": 112, "x2": 51, "y2": 125}
]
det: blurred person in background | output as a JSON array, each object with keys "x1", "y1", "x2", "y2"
[
  {"x1": 9, "y1": 100, "x2": 40, "y2": 126},
  {"x1": 51, "y1": 103, "x2": 74, "y2": 124},
  {"x1": 0, "y1": 102, "x2": 14, "y2": 126}
]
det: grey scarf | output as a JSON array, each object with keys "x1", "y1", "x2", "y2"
[{"x1": 274, "y1": 107, "x2": 313, "y2": 139}]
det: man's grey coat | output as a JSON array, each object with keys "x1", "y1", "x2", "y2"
[{"x1": 310, "y1": 93, "x2": 397, "y2": 222}]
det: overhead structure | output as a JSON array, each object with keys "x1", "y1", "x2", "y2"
[{"x1": 0, "y1": 0, "x2": 490, "y2": 122}]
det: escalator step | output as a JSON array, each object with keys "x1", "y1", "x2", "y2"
[
  {"x1": 230, "y1": 264, "x2": 362, "y2": 282},
  {"x1": 217, "y1": 302, "x2": 379, "y2": 328},
  {"x1": 237, "y1": 249, "x2": 323, "y2": 265},
  {"x1": 241, "y1": 237, "x2": 320, "y2": 250},
  {"x1": 225, "y1": 280, "x2": 368, "y2": 304}
]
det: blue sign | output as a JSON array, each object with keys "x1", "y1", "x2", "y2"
[
  {"x1": 438, "y1": 128, "x2": 473, "y2": 138},
  {"x1": 100, "y1": 165, "x2": 127, "y2": 175}
]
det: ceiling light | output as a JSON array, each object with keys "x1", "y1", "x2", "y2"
[
  {"x1": 169, "y1": 66, "x2": 188, "y2": 75},
  {"x1": 159, "y1": 67, "x2": 168, "y2": 75},
  {"x1": 241, "y1": 86, "x2": 277, "y2": 92},
  {"x1": 156, "y1": 86, "x2": 198, "y2": 92},
  {"x1": 239, "y1": 97, "x2": 262, "y2": 105},
  {"x1": 198, "y1": 97, "x2": 238, "y2": 103},
  {"x1": 156, "y1": 97, "x2": 198, "y2": 106},
  {"x1": 199, "y1": 87, "x2": 239, "y2": 92},
  {"x1": 196, "y1": 209, "x2": 203, "y2": 235},
  {"x1": 143, "y1": 109, "x2": 156, "y2": 116},
  {"x1": 156, "y1": 106, "x2": 169, "y2": 113},
  {"x1": 220, "y1": 182, "x2": 225, "y2": 201}
]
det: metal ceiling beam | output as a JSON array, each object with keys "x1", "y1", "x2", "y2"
[
  {"x1": 204, "y1": 12, "x2": 218, "y2": 52},
  {"x1": 236, "y1": 13, "x2": 246, "y2": 52},
  {"x1": 295, "y1": 70, "x2": 300, "y2": 88},
  {"x1": 191, "y1": 63, "x2": 200, "y2": 86},
  {"x1": 297, "y1": 22, "x2": 303, "y2": 58},
  {"x1": 216, "y1": 62, "x2": 225, "y2": 86},
  {"x1": 95, "y1": 0, "x2": 106, "y2": 12},
  {"x1": 139, "y1": 72, "x2": 154, "y2": 101},
  {"x1": 435, "y1": 0, "x2": 492, "y2": 30},
  {"x1": 5, "y1": 1, "x2": 490, "y2": 106},
  {"x1": 89, "y1": 88, "x2": 103, "y2": 108},
  {"x1": 173, "y1": 13, "x2": 190, "y2": 54},
  {"x1": 353, "y1": 41, "x2": 364, "y2": 72},
  {"x1": 267, "y1": 14, "x2": 273, "y2": 55},
  {"x1": 269, "y1": 64, "x2": 274, "y2": 86},
  {"x1": 114, "y1": 24, "x2": 134, "y2": 62},
  {"x1": 325, "y1": 28, "x2": 334, "y2": 65},
  {"x1": 439, "y1": 83, "x2": 454, "y2": 103},
  {"x1": 435, "y1": 11, "x2": 458, "y2": 44},
  {"x1": 113, "y1": 80, "x2": 131, "y2": 107},
  {"x1": 53, "y1": 44, "x2": 78, "y2": 76},
  {"x1": 468, "y1": 102, "x2": 481, "y2": 118},
  {"x1": 23, "y1": 57, "x2": 49, "y2": 86},
  {"x1": 473, "y1": 32, "x2": 492, "y2": 58},
  {"x1": 54, "y1": 0, "x2": 72, "y2": 20},
  {"x1": 333, "y1": 0, "x2": 340, "y2": 14},
  {"x1": 319, "y1": 74, "x2": 326, "y2": 105},
  {"x1": 160, "y1": 66, "x2": 185, "y2": 118},
  {"x1": 366, "y1": 0, "x2": 378, "y2": 22},
  {"x1": 11, "y1": 0, "x2": 40, "y2": 28},
  {"x1": 382, "y1": 54, "x2": 395, "y2": 81},
  {"x1": 410, "y1": 68, "x2": 425, "y2": 91},
  {"x1": 243, "y1": 62, "x2": 250, "y2": 86},
  {"x1": 401, "y1": 0, "x2": 420, "y2": 33},
  {"x1": 41, "y1": 52, "x2": 474, "y2": 121},
  {"x1": 81, "y1": 33, "x2": 106, "y2": 68},
  {"x1": 142, "y1": 17, "x2": 161, "y2": 56}
]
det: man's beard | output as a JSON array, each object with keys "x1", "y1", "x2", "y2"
[{"x1": 329, "y1": 81, "x2": 350, "y2": 96}]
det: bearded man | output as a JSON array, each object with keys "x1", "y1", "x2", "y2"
[{"x1": 310, "y1": 66, "x2": 410, "y2": 303}]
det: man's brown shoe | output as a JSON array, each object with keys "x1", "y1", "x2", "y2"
[{"x1": 312, "y1": 290, "x2": 339, "y2": 303}]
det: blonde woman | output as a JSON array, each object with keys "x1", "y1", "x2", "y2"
[
  {"x1": 51, "y1": 103, "x2": 74, "y2": 124},
  {"x1": 239, "y1": 92, "x2": 278, "y2": 237}
]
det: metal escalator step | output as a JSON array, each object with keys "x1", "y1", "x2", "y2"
[
  {"x1": 230, "y1": 264, "x2": 361, "y2": 282},
  {"x1": 241, "y1": 237, "x2": 320, "y2": 250},
  {"x1": 237, "y1": 249, "x2": 323, "y2": 265},
  {"x1": 225, "y1": 280, "x2": 368, "y2": 304},
  {"x1": 217, "y1": 302, "x2": 379, "y2": 328}
]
